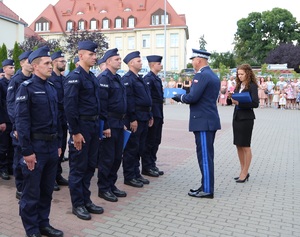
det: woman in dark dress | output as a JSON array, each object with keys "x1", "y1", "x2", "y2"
[{"x1": 227, "y1": 64, "x2": 259, "y2": 183}]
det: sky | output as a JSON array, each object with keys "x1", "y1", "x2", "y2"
[{"x1": 4, "y1": 0, "x2": 300, "y2": 54}]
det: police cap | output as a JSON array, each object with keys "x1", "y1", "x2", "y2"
[
  {"x1": 51, "y1": 50, "x2": 65, "y2": 60},
  {"x1": 18, "y1": 51, "x2": 33, "y2": 61},
  {"x1": 123, "y1": 51, "x2": 140, "y2": 64},
  {"x1": 146, "y1": 55, "x2": 162, "y2": 63},
  {"x1": 0, "y1": 68, "x2": 3, "y2": 73},
  {"x1": 190, "y1": 49, "x2": 211, "y2": 60},
  {"x1": 78, "y1": 40, "x2": 98, "y2": 52},
  {"x1": 103, "y1": 48, "x2": 119, "y2": 62},
  {"x1": 1, "y1": 59, "x2": 15, "y2": 67},
  {"x1": 97, "y1": 58, "x2": 105, "y2": 65},
  {"x1": 28, "y1": 46, "x2": 51, "y2": 64}
]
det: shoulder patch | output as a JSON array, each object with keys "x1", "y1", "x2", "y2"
[
  {"x1": 68, "y1": 79, "x2": 79, "y2": 84},
  {"x1": 22, "y1": 80, "x2": 33, "y2": 86},
  {"x1": 16, "y1": 95, "x2": 28, "y2": 102}
]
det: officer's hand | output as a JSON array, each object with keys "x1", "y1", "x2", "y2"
[
  {"x1": 149, "y1": 117, "x2": 154, "y2": 127},
  {"x1": 58, "y1": 148, "x2": 62, "y2": 157},
  {"x1": 130, "y1": 120, "x2": 138, "y2": 133},
  {"x1": 72, "y1": 133, "x2": 85, "y2": 151},
  {"x1": 24, "y1": 154, "x2": 37, "y2": 171},
  {"x1": 103, "y1": 129, "x2": 111, "y2": 138},
  {"x1": 172, "y1": 95, "x2": 181, "y2": 102},
  {"x1": 124, "y1": 125, "x2": 127, "y2": 130},
  {"x1": 0, "y1": 123, "x2": 6, "y2": 132}
]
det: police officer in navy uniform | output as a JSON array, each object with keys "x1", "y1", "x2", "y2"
[
  {"x1": 0, "y1": 59, "x2": 15, "y2": 180},
  {"x1": 0, "y1": 68, "x2": 5, "y2": 78},
  {"x1": 122, "y1": 51, "x2": 153, "y2": 188},
  {"x1": 97, "y1": 48, "x2": 127, "y2": 202},
  {"x1": 142, "y1": 55, "x2": 164, "y2": 177},
  {"x1": 64, "y1": 40, "x2": 103, "y2": 220},
  {"x1": 6, "y1": 51, "x2": 33, "y2": 199},
  {"x1": 15, "y1": 46, "x2": 64, "y2": 237},
  {"x1": 49, "y1": 51, "x2": 69, "y2": 191},
  {"x1": 173, "y1": 49, "x2": 221, "y2": 199}
]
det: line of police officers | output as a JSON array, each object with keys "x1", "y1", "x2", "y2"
[{"x1": 0, "y1": 40, "x2": 165, "y2": 237}]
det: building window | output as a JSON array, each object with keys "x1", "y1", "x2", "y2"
[
  {"x1": 115, "y1": 37, "x2": 122, "y2": 49},
  {"x1": 142, "y1": 34, "x2": 150, "y2": 48},
  {"x1": 66, "y1": 21, "x2": 73, "y2": 31},
  {"x1": 170, "y1": 56, "x2": 179, "y2": 71},
  {"x1": 78, "y1": 20, "x2": 85, "y2": 30},
  {"x1": 115, "y1": 18, "x2": 122, "y2": 28},
  {"x1": 170, "y1": 33, "x2": 179, "y2": 47},
  {"x1": 151, "y1": 15, "x2": 160, "y2": 25},
  {"x1": 90, "y1": 19, "x2": 97, "y2": 30},
  {"x1": 128, "y1": 36, "x2": 135, "y2": 49},
  {"x1": 102, "y1": 18, "x2": 109, "y2": 29},
  {"x1": 35, "y1": 18, "x2": 49, "y2": 32},
  {"x1": 156, "y1": 34, "x2": 164, "y2": 48},
  {"x1": 151, "y1": 9, "x2": 169, "y2": 25},
  {"x1": 161, "y1": 14, "x2": 169, "y2": 25},
  {"x1": 128, "y1": 17, "x2": 135, "y2": 28}
]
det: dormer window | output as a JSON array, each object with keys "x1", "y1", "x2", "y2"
[
  {"x1": 100, "y1": 9, "x2": 107, "y2": 13},
  {"x1": 102, "y1": 18, "x2": 109, "y2": 29},
  {"x1": 35, "y1": 17, "x2": 50, "y2": 32},
  {"x1": 151, "y1": 9, "x2": 169, "y2": 25},
  {"x1": 128, "y1": 16, "x2": 135, "y2": 28},
  {"x1": 78, "y1": 19, "x2": 85, "y2": 30},
  {"x1": 66, "y1": 20, "x2": 73, "y2": 31},
  {"x1": 115, "y1": 17, "x2": 122, "y2": 28}
]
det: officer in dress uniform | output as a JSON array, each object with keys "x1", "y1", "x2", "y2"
[
  {"x1": 97, "y1": 48, "x2": 127, "y2": 202},
  {"x1": 74, "y1": 57, "x2": 80, "y2": 67},
  {"x1": 49, "y1": 51, "x2": 69, "y2": 191},
  {"x1": 6, "y1": 51, "x2": 33, "y2": 199},
  {"x1": 64, "y1": 40, "x2": 103, "y2": 220},
  {"x1": 15, "y1": 46, "x2": 64, "y2": 237},
  {"x1": 172, "y1": 49, "x2": 221, "y2": 199},
  {"x1": 142, "y1": 55, "x2": 164, "y2": 177},
  {"x1": 0, "y1": 59, "x2": 15, "y2": 180},
  {"x1": 97, "y1": 57, "x2": 107, "y2": 73},
  {"x1": 0, "y1": 68, "x2": 5, "y2": 78},
  {"x1": 122, "y1": 51, "x2": 153, "y2": 188}
]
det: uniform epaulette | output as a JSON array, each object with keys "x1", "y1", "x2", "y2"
[
  {"x1": 22, "y1": 80, "x2": 33, "y2": 86},
  {"x1": 74, "y1": 70, "x2": 80, "y2": 74}
]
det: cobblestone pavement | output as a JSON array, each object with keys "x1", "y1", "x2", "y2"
[{"x1": 0, "y1": 104, "x2": 299, "y2": 237}]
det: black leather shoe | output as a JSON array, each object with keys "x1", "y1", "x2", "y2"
[
  {"x1": 85, "y1": 202, "x2": 104, "y2": 214},
  {"x1": 112, "y1": 188, "x2": 127, "y2": 197},
  {"x1": 188, "y1": 191, "x2": 214, "y2": 199},
  {"x1": 142, "y1": 168, "x2": 159, "y2": 177},
  {"x1": 98, "y1": 190, "x2": 118, "y2": 202},
  {"x1": 40, "y1": 226, "x2": 63, "y2": 237},
  {"x1": 72, "y1": 206, "x2": 91, "y2": 220},
  {"x1": 0, "y1": 171, "x2": 10, "y2": 180},
  {"x1": 189, "y1": 186, "x2": 203, "y2": 193},
  {"x1": 124, "y1": 178, "x2": 143, "y2": 188},
  {"x1": 26, "y1": 233, "x2": 41, "y2": 237},
  {"x1": 154, "y1": 167, "x2": 164, "y2": 175},
  {"x1": 53, "y1": 182, "x2": 60, "y2": 191},
  {"x1": 136, "y1": 176, "x2": 150, "y2": 184},
  {"x1": 56, "y1": 177, "x2": 68, "y2": 186},
  {"x1": 16, "y1": 190, "x2": 22, "y2": 200}
]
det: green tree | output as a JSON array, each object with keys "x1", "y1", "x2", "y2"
[
  {"x1": 210, "y1": 52, "x2": 236, "y2": 69},
  {"x1": 12, "y1": 42, "x2": 23, "y2": 71},
  {"x1": 0, "y1": 43, "x2": 8, "y2": 64},
  {"x1": 218, "y1": 63, "x2": 230, "y2": 80},
  {"x1": 68, "y1": 61, "x2": 76, "y2": 72},
  {"x1": 234, "y1": 8, "x2": 300, "y2": 65}
]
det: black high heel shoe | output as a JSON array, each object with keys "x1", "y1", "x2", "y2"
[
  {"x1": 234, "y1": 177, "x2": 239, "y2": 180},
  {"x1": 236, "y1": 173, "x2": 250, "y2": 183}
]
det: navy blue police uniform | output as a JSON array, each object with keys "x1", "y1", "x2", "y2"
[
  {"x1": 173, "y1": 49, "x2": 221, "y2": 198},
  {"x1": 97, "y1": 48, "x2": 127, "y2": 202},
  {"x1": 142, "y1": 55, "x2": 164, "y2": 177},
  {"x1": 49, "y1": 51, "x2": 68, "y2": 186},
  {"x1": 122, "y1": 51, "x2": 153, "y2": 187},
  {"x1": 15, "y1": 46, "x2": 63, "y2": 237},
  {"x1": 64, "y1": 41, "x2": 103, "y2": 220},
  {"x1": 0, "y1": 59, "x2": 15, "y2": 180},
  {"x1": 6, "y1": 51, "x2": 32, "y2": 196}
]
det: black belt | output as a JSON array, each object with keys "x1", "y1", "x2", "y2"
[
  {"x1": 58, "y1": 104, "x2": 64, "y2": 110},
  {"x1": 152, "y1": 99, "x2": 163, "y2": 104},
  {"x1": 79, "y1": 115, "x2": 99, "y2": 121},
  {"x1": 32, "y1": 133, "x2": 58, "y2": 141},
  {"x1": 135, "y1": 106, "x2": 151, "y2": 112},
  {"x1": 108, "y1": 112, "x2": 126, "y2": 119}
]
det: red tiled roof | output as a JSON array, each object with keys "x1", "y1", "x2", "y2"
[
  {"x1": 29, "y1": 0, "x2": 187, "y2": 33},
  {"x1": 0, "y1": 2, "x2": 27, "y2": 25}
]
